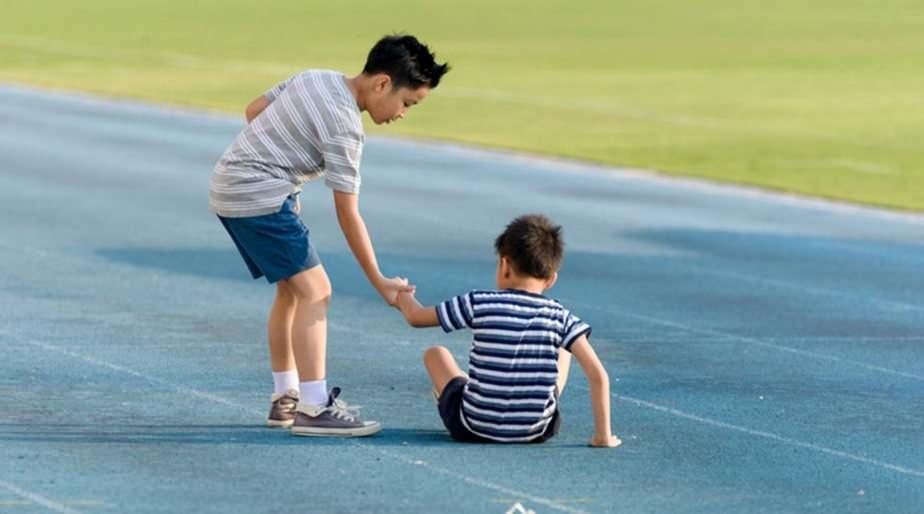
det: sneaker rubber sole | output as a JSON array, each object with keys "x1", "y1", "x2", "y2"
[{"x1": 290, "y1": 422, "x2": 382, "y2": 437}]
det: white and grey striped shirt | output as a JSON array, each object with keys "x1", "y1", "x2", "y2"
[
  {"x1": 209, "y1": 70, "x2": 364, "y2": 218},
  {"x1": 437, "y1": 289, "x2": 592, "y2": 442}
]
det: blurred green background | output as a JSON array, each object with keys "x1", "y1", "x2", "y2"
[{"x1": 2, "y1": 1, "x2": 922, "y2": 210}]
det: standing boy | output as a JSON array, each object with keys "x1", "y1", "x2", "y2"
[
  {"x1": 209, "y1": 35, "x2": 450, "y2": 436},
  {"x1": 395, "y1": 215, "x2": 621, "y2": 446}
]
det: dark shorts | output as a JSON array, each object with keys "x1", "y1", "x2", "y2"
[
  {"x1": 437, "y1": 377, "x2": 561, "y2": 444},
  {"x1": 217, "y1": 195, "x2": 321, "y2": 284}
]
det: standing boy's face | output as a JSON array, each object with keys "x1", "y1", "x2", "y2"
[{"x1": 367, "y1": 75, "x2": 430, "y2": 125}]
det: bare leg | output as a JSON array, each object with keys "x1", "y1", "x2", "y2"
[
  {"x1": 423, "y1": 346, "x2": 466, "y2": 397},
  {"x1": 281, "y1": 265, "x2": 332, "y2": 382},
  {"x1": 267, "y1": 281, "x2": 297, "y2": 372},
  {"x1": 556, "y1": 349, "x2": 572, "y2": 396}
]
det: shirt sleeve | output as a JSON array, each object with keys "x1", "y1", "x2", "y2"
[
  {"x1": 323, "y1": 127, "x2": 363, "y2": 194},
  {"x1": 560, "y1": 310, "x2": 592, "y2": 352},
  {"x1": 262, "y1": 75, "x2": 296, "y2": 103},
  {"x1": 436, "y1": 292, "x2": 476, "y2": 333}
]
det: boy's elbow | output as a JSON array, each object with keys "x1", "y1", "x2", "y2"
[{"x1": 589, "y1": 367, "x2": 610, "y2": 389}]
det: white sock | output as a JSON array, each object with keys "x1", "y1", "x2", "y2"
[
  {"x1": 272, "y1": 370, "x2": 299, "y2": 396},
  {"x1": 299, "y1": 380, "x2": 329, "y2": 407}
]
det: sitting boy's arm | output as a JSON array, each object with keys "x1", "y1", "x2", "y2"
[
  {"x1": 396, "y1": 291, "x2": 440, "y2": 328},
  {"x1": 570, "y1": 335, "x2": 622, "y2": 448}
]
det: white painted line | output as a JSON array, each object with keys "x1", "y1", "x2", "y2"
[
  {"x1": 19, "y1": 339, "x2": 587, "y2": 513},
  {"x1": 21, "y1": 336, "x2": 924, "y2": 486},
  {"x1": 365, "y1": 447, "x2": 589, "y2": 514},
  {"x1": 599, "y1": 308, "x2": 924, "y2": 382},
  {"x1": 614, "y1": 393, "x2": 924, "y2": 478},
  {"x1": 763, "y1": 335, "x2": 924, "y2": 342},
  {"x1": 0, "y1": 480, "x2": 83, "y2": 514},
  {"x1": 692, "y1": 266, "x2": 924, "y2": 314},
  {"x1": 25, "y1": 340, "x2": 256, "y2": 414}
]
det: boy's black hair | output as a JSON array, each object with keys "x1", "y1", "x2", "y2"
[
  {"x1": 362, "y1": 34, "x2": 450, "y2": 89},
  {"x1": 494, "y1": 215, "x2": 564, "y2": 279}
]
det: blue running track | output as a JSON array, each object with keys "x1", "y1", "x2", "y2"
[{"x1": 1, "y1": 85, "x2": 923, "y2": 513}]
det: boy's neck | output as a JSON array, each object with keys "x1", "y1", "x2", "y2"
[
  {"x1": 344, "y1": 74, "x2": 367, "y2": 112},
  {"x1": 499, "y1": 277, "x2": 547, "y2": 296}
]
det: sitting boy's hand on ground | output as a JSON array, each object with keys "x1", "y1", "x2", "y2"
[
  {"x1": 376, "y1": 276, "x2": 415, "y2": 306},
  {"x1": 590, "y1": 434, "x2": 622, "y2": 448}
]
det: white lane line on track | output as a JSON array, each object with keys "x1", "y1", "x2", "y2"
[
  {"x1": 613, "y1": 393, "x2": 924, "y2": 478},
  {"x1": 2, "y1": 235, "x2": 921, "y2": 385},
  {"x1": 19, "y1": 336, "x2": 924, "y2": 484},
  {"x1": 690, "y1": 266, "x2": 924, "y2": 314},
  {"x1": 16, "y1": 337, "x2": 590, "y2": 514},
  {"x1": 357, "y1": 446, "x2": 590, "y2": 514},
  {"x1": 586, "y1": 306, "x2": 924, "y2": 382},
  {"x1": 0, "y1": 480, "x2": 83, "y2": 514}
]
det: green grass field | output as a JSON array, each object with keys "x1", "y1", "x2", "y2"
[{"x1": 2, "y1": 1, "x2": 922, "y2": 211}]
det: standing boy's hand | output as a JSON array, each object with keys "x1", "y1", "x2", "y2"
[
  {"x1": 395, "y1": 290, "x2": 414, "y2": 310},
  {"x1": 375, "y1": 276, "x2": 415, "y2": 306},
  {"x1": 590, "y1": 434, "x2": 622, "y2": 448}
]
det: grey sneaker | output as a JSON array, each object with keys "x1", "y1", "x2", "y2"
[
  {"x1": 267, "y1": 389, "x2": 299, "y2": 428},
  {"x1": 290, "y1": 387, "x2": 381, "y2": 437}
]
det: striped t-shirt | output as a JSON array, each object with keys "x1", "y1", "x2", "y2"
[
  {"x1": 209, "y1": 70, "x2": 364, "y2": 218},
  {"x1": 437, "y1": 289, "x2": 592, "y2": 442}
]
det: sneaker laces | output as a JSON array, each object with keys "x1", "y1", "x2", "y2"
[
  {"x1": 328, "y1": 397, "x2": 363, "y2": 422},
  {"x1": 326, "y1": 387, "x2": 363, "y2": 422}
]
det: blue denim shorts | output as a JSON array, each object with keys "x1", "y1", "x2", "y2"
[{"x1": 217, "y1": 195, "x2": 321, "y2": 283}]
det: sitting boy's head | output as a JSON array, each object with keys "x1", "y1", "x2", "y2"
[{"x1": 494, "y1": 214, "x2": 564, "y2": 290}]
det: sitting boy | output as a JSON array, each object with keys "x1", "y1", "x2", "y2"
[{"x1": 396, "y1": 214, "x2": 621, "y2": 447}]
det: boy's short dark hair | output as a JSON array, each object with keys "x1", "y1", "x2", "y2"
[
  {"x1": 363, "y1": 34, "x2": 450, "y2": 90},
  {"x1": 494, "y1": 215, "x2": 564, "y2": 279}
]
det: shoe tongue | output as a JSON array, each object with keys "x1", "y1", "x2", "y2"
[{"x1": 327, "y1": 386, "x2": 342, "y2": 406}]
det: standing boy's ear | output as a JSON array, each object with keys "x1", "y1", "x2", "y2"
[
  {"x1": 372, "y1": 73, "x2": 392, "y2": 93},
  {"x1": 544, "y1": 272, "x2": 558, "y2": 291}
]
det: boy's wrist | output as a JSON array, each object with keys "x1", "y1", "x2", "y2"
[
  {"x1": 590, "y1": 433, "x2": 621, "y2": 448},
  {"x1": 396, "y1": 291, "x2": 416, "y2": 310}
]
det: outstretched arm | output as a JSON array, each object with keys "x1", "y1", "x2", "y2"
[
  {"x1": 334, "y1": 190, "x2": 413, "y2": 305},
  {"x1": 570, "y1": 335, "x2": 621, "y2": 448},
  {"x1": 396, "y1": 291, "x2": 440, "y2": 328}
]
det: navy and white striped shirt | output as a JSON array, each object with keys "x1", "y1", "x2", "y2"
[{"x1": 437, "y1": 289, "x2": 591, "y2": 442}]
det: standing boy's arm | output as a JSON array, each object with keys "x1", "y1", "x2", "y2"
[
  {"x1": 333, "y1": 190, "x2": 412, "y2": 305},
  {"x1": 395, "y1": 291, "x2": 440, "y2": 328},
  {"x1": 570, "y1": 335, "x2": 622, "y2": 448},
  {"x1": 244, "y1": 95, "x2": 271, "y2": 123}
]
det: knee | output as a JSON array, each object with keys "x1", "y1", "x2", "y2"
[
  {"x1": 310, "y1": 279, "x2": 332, "y2": 305},
  {"x1": 275, "y1": 282, "x2": 297, "y2": 305},
  {"x1": 286, "y1": 271, "x2": 332, "y2": 304},
  {"x1": 423, "y1": 345, "x2": 449, "y2": 365}
]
